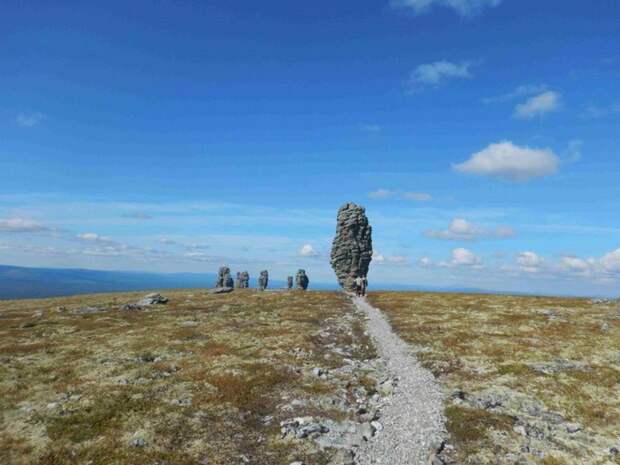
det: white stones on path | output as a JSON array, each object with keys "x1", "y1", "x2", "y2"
[{"x1": 353, "y1": 297, "x2": 446, "y2": 465}]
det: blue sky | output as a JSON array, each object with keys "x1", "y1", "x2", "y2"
[{"x1": 1, "y1": 0, "x2": 620, "y2": 295}]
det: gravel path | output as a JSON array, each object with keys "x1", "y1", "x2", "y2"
[{"x1": 353, "y1": 296, "x2": 446, "y2": 465}]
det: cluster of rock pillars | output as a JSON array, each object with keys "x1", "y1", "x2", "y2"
[{"x1": 211, "y1": 203, "x2": 373, "y2": 293}]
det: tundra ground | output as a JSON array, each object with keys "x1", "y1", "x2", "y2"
[
  {"x1": 368, "y1": 292, "x2": 620, "y2": 465},
  {"x1": 0, "y1": 290, "x2": 377, "y2": 465}
]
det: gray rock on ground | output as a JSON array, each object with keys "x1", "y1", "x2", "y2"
[
  {"x1": 208, "y1": 287, "x2": 234, "y2": 294},
  {"x1": 215, "y1": 266, "x2": 234, "y2": 288},
  {"x1": 137, "y1": 293, "x2": 168, "y2": 306},
  {"x1": 330, "y1": 203, "x2": 373, "y2": 292},
  {"x1": 72, "y1": 306, "x2": 105, "y2": 315},
  {"x1": 238, "y1": 271, "x2": 250, "y2": 288},
  {"x1": 295, "y1": 269, "x2": 309, "y2": 290},
  {"x1": 258, "y1": 270, "x2": 269, "y2": 290}
]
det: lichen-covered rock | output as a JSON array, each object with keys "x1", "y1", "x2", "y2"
[
  {"x1": 235, "y1": 271, "x2": 250, "y2": 288},
  {"x1": 296, "y1": 269, "x2": 309, "y2": 290},
  {"x1": 137, "y1": 293, "x2": 168, "y2": 306},
  {"x1": 258, "y1": 270, "x2": 269, "y2": 290},
  {"x1": 215, "y1": 266, "x2": 234, "y2": 288},
  {"x1": 330, "y1": 203, "x2": 373, "y2": 291}
]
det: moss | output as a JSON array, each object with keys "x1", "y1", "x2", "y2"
[
  {"x1": 42, "y1": 391, "x2": 152, "y2": 442},
  {"x1": 445, "y1": 405, "x2": 514, "y2": 444}
]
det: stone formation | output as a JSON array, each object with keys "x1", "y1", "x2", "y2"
[
  {"x1": 258, "y1": 270, "x2": 269, "y2": 290},
  {"x1": 215, "y1": 266, "x2": 234, "y2": 288},
  {"x1": 330, "y1": 203, "x2": 373, "y2": 292},
  {"x1": 295, "y1": 269, "x2": 309, "y2": 290}
]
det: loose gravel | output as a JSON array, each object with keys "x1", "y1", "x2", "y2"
[{"x1": 353, "y1": 296, "x2": 446, "y2": 465}]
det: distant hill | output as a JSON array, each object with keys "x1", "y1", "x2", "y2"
[
  {"x1": 0, "y1": 265, "x2": 218, "y2": 300},
  {"x1": 0, "y1": 264, "x2": 551, "y2": 300},
  {"x1": 0, "y1": 264, "x2": 343, "y2": 300}
]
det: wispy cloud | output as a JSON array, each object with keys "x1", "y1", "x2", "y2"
[
  {"x1": 514, "y1": 91, "x2": 561, "y2": 119},
  {"x1": 402, "y1": 192, "x2": 433, "y2": 202},
  {"x1": 368, "y1": 189, "x2": 395, "y2": 199},
  {"x1": 566, "y1": 139, "x2": 583, "y2": 163},
  {"x1": 408, "y1": 60, "x2": 473, "y2": 92},
  {"x1": 582, "y1": 102, "x2": 620, "y2": 119},
  {"x1": 0, "y1": 218, "x2": 48, "y2": 233},
  {"x1": 393, "y1": 0, "x2": 502, "y2": 17},
  {"x1": 16, "y1": 112, "x2": 44, "y2": 127},
  {"x1": 453, "y1": 141, "x2": 559, "y2": 181},
  {"x1": 482, "y1": 84, "x2": 548, "y2": 104},
  {"x1": 373, "y1": 251, "x2": 408, "y2": 265},
  {"x1": 425, "y1": 218, "x2": 516, "y2": 240}
]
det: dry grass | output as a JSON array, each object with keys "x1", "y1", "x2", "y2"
[
  {"x1": 368, "y1": 292, "x2": 620, "y2": 464},
  {"x1": 0, "y1": 289, "x2": 372, "y2": 465}
]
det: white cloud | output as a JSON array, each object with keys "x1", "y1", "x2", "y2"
[
  {"x1": 426, "y1": 218, "x2": 516, "y2": 241},
  {"x1": 393, "y1": 0, "x2": 501, "y2": 17},
  {"x1": 372, "y1": 251, "x2": 407, "y2": 265},
  {"x1": 419, "y1": 256, "x2": 432, "y2": 267},
  {"x1": 408, "y1": 60, "x2": 472, "y2": 91},
  {"x1": 450, "y1": 247, "x2": 481, "y2": 266},
  {"x1": 402, "y1": 192, "x2": 433, "y2": 202},
  {"x1": 516, "y1": 251, "x2": 544, "y2": 273},
  {"x1": 453, "y1": 141, "x2": 560, "y2": 181},
  {"x1": 514, "y1": 91, "x2": 561, "y2": 119},
  {"x1": 159, "y1": 238, "x2": 177, "y2": 245},
  {"x1": 0, "y1": 218, "x2": 47, "y2": 232},
  {"x1": 77, "y1": 232, "x2": 110, "y2": 242},
  {"x1": 560, "y1": 256, "x2": 592, "y2": 273},
  {"x1": 601, "y1": 249, "x2": 620, "y2": 273},
  {"x1": 483, "y1": 84, "x2": 548, "y2": 104},
  {"x1": 373, "y1": 251, "x2": 386, "y2": 263},
  {"x1": 299, "y1": 243, "x2": 319, "y2": 257},
  {"x1": 368, "y1": 189, "x2": 395, "y2": 199},
  {"x1": 16, "y1": 112, "x2": 44, "y2": 127}
]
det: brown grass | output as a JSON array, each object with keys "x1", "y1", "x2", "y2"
[
  {"x1": 368, "y1": 291, "x2": 620, "y2": 464},
  {"x1": 0, "y1": 289, "x2": 368, "y2": 465}
]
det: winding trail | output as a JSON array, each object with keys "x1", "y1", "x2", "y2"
[{"x1": 353, "y1": 296, "x2": 446, "y2": 465}]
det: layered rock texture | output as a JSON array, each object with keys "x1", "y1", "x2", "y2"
[
  {"x1": 258, "y1": 270, "x2": 269, "y2": 290},
  {"x1": 296, "y1": 269, "x2": 310, "y2": 290},
  {"x1": 330, "y1": 203, "x2": 373, "y2": 291},
  {"x1": 236, "y1": 271, "x2": 250, "y2": 289},
  {"x1": 215, "y1": 266, "x2": 234, "y2": 288}
]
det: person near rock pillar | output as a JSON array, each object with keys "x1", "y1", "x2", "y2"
[
  {"x1": 361, "y1": 275, "x2": 368, "y2": 296},
  {"x1": 355, "y1": 275, "x2": 363, "y2": 297}
]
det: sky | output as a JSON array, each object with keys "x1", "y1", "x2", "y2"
[{"x1": 1, "y1": 0, "x2": 620, "y2": 296}]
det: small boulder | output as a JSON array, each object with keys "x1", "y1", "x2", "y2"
[
  {"x1": 137, "y1": 293, "x2": 168, "y2": 306},
  {"x1": 72, "y1": 306, "x2": 105, "y2": 315},
  {"x1": 208, "y1": 287, "x2": 234, "y2": 294}
]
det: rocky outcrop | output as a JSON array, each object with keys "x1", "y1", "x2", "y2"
[
  {"x1": 236, "y1": 271, "x2": 250, "y2": 289},
  {"x1": 296, "y1": 269, "x2": 309, "y2": 290},
  {"x1": 258, "y1": 270, "x2": 269, "y2": 290},
  {"x1": 330, "y1": 203, "x2": 373, "y2": 291},
  {"x1": 215, "y1": 267, "x2": 234, "y2": 288}
]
